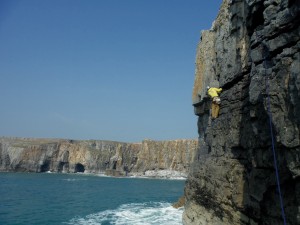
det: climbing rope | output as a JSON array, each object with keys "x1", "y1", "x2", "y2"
[{"x1": 263, "y1": 44, "x2": 287, "y2": 225}]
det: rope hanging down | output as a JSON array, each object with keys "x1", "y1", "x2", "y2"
[{"x1": 263, "y1": 43, "x2": 287, "y2": 225}]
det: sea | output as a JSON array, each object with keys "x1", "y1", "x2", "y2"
[{"x1": 0, "y1": 172, "x2": 185, "y2": 225}]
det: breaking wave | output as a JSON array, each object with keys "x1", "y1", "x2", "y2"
[{"x1": 65, "y1": 202, "x2": 183, "y2": 225}]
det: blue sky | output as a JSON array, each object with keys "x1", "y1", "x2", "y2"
[{"x1": 0, "y1": 0, "x2": 222, "y2": 142}]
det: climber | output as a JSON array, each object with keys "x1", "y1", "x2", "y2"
[{"x1": 207, "y1": 86, "x2": 222, "y2": 119}]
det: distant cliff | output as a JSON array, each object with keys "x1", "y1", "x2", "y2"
[
  {"x1": 184, "y1": 0, "x2": 300, "y2": 225},
  {"x1": 0, "y1": 137, "x2": 197, "y2": 178}
]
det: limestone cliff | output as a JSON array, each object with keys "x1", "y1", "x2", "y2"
[
  {"x1": 0, "y1": 137, "x2": 197, "y2": 178},
  {"x1": 185, "y1": 0, "x2": 300, "y2": 224}
]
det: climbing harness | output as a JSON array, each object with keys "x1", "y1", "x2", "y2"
[{"x1": 263, "y1": 44, "x2": 287, "y2": 225}]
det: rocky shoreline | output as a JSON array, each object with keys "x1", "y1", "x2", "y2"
[
  {"x1": 27, "y1": 169, "x2": 188, "y2": 180},
  {"x1": 0, "y1": 137, "x2": 197, "y2": 179}
]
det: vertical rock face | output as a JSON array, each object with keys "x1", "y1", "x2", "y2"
[
  {"x1": 185, "y1": 0, "x2": 300, "y2": 225},
  {"x1": 0, "y1": 137, "x2": 197, "y2": 177}
]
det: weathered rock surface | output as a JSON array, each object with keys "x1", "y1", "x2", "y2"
[
  {"x1": 185, "y1": 0, "x2": 300, "y2": 224},
  {"x1": 0, "y1": 137, "x2": 197, "y2": 178}
]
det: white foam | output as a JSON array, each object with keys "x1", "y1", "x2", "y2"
[
  {"x1": 62, "y1": 178, "x2": 88, "y2": 182},
  {"x1": 129, "y1": 170, "x2": 187, "y2": 180},
  {"x1": 65, "y1": 202, "x2": 183, "y2": 225}
]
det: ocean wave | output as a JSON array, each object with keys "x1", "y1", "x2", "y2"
[{"x1": 65, "y1": 202, "x2": 183, "y2": 225}]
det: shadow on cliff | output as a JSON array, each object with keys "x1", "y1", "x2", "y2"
[
  {"x1": 236, "y1": 70, "x2": 299, "y2": 225},
  {"x1": 236, "y1": 41, "x2": 299, "y2": 225},
  {"x1": 235, "y1": 1, "x2": 300, "y2": 223}
]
